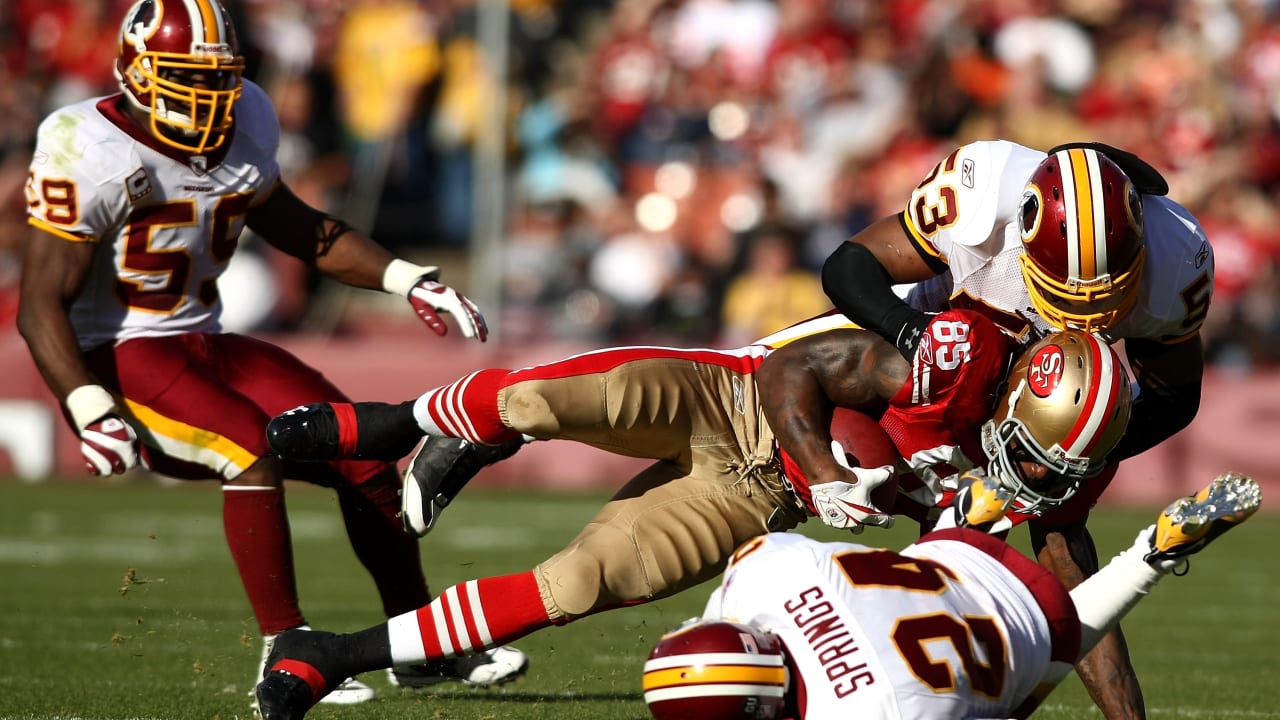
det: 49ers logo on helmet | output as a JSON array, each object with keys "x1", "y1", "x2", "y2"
[{"x1": 1026, "y1": 344, "x2": 1065, "y2": 397}]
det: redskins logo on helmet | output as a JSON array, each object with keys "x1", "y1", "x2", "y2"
[
  {"x1": 980, "y1": 330, "x2": 1132, "y2": 514},
  {"x1": 1017, "y1": 148, "x2": 1147, "y2": 332},
  {"x1": 115, "y1": 0, "x2": 245, "y2": 154},
  {"x1": 644, "y1": 619, "x2": 790, "y2": 720}
]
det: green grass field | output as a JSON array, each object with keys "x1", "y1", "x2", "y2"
[{"x1": 0, "y1": 478, "x2": 1274, "y2": 720}]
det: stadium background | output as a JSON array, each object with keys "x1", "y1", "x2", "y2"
[{"x1": 1, "y1": 0, "x2": 1279, "y2": 505}]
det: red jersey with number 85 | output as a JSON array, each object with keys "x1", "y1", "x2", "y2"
[
  {"x1": 25, "y1": 80, "x2": 281, "y2": 351},
  {"x1": 881, "y1": 310, "x2": 1013, "y2": 515}
]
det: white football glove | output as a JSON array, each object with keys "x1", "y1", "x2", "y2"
[
  {"x1": 408, "y1": 278, "x2": 488, "y2": 341},
  {"x1": 812, "y1": 441, "x2": 896, "y2": 532},
  {"x1": 80, "y1": 415, "x2": 142, "y2": 476},
  {"x1": 66, "y1": 384, "x2": 144, "y2": 476}
]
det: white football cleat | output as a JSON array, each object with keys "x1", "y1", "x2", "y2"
[{"x1": 389, "y1": 645, "x2": 530, "y2": 688}]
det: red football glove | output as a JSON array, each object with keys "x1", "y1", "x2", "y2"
[
  {"x1": 80, "y1": 414, "x2": 142, "y2": 476},
  {"x1": 407, "y1": 278, "x2": 488, "y2": 341}
]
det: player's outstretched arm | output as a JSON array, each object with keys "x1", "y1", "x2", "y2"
[{"x1": 246, "y1": 182, "x2": 487, "y2": 340}]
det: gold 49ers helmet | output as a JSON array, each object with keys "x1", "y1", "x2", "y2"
[
  {"x1": 980, "y1": 329, "x2": 1132, "y2": 514},
  {"x1": 643, "y1": 619, "x2": 790, "y2": 720},
  {"x1": 115, "y1": 0, "x2": 245, "y2": 154},
  {"x1": 1017, "y1": 147, "x2": 1147, "y2": 332}
]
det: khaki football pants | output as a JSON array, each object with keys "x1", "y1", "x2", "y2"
[{"x1": 497, "y1": 355, "x2": 807, "y2": 621}]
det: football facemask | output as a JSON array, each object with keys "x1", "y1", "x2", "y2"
[
  {"x1": 1018, "y1": 147, "x2": 1147, "y2": 332},
  {"x1": 116, "y1": 0, "x2": 245, "y2": 154},
  {"x1": 980, "y1": 329, "x2": 1132, "y2": 515}
]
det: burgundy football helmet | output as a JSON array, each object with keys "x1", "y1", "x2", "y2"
[
  {"x1": 643, "y1": 620, "x2": 790, "y2": 720},
  {"x1": 115, "y1": 0, "x2": 245, "y2": 154},
  {"x1": 1017, "y1": 147, "x2": 1146, "y2": 332}
]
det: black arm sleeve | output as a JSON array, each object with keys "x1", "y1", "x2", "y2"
[
  {"x1": 821, "y1": 241, "x2": 931, "y2": 359},
  {"x1": 1111, "y1": 379, "x2": 1200, "y2": 460}
]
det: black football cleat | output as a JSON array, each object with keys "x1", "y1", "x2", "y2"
[
  {"x1": 255, "y1": 671, "x2": 317, "y2": 720},
  {"x1": 255, "y1": 628, "x2": 352, "y2": 719},
  {"x1": 401, "y1": 436, "x2": 525, "y2": 536},
  {"x1": 266, "y1": 401, "x2": 424, "y2": 462}
]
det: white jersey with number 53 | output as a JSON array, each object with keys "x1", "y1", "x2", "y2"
[
  {"x1": 900, "y1": 140, "x2": 1213, "y2": 344},
  {"x1": 25, "y1": 80, "x2": 281, "y2": 351}
]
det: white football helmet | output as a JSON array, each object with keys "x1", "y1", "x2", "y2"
[{"x1": 980, "y1": 329, "x2": 1132, "y2": 514}]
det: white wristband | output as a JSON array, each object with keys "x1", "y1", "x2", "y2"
[
  {"x1": 66, "y1": 384, "x2": 117, "y2": 432},
  {"x1": 382, "y1": 259, "x2": 439, "y2": 297}
]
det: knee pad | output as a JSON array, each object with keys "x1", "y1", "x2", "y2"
[{"x1": 537, "y1": 535, "x2": 651, "y2": 619}]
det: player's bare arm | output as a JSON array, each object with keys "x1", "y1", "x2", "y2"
[
  {"x1": 1032, "y1": 520, "x2": 1147, "y2": 720},
  {"x1": 16, "y1": 227, "x2": 99, "y2": 398},
  {"x1": 757, "y1": 330, "x2": 907, "y2": 487},
  {"x1": 1113, "y1": 336, "x2": 1204, "y2": 460},
  {"x1": 246, "y1": 181, "x2": 394, "y2": 290},
  {"x1": 821, "y1": 215, "x2": 938, "y2": 357}
]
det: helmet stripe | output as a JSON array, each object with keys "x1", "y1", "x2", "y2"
[
  {"x1": 1055, "y1": 150, "x2": 1081, "y2": 280},
  {"x1": 643, "y1": 665, "x2": 788, "y2": 690},
  {"x1": 198, "y1": 0, "x2": 220, "y2": 43},
  {"x1": 179, "y1": 0, "x2": 224, "y2": 45},
  {"x1": 1061, "y1": 334, "x2": 1121, "y2": 457},
  {"x1": 644, "y1": 652, "x2": 784, "y2": 671},
  {"x1": 1084, "y1": 149, "x2": 1109, "y2": 275},
  {"x1": 644, "y1": 684, "x2": 788, "y2": 702},
  {"x1": 1070, "y1": 147, "x2": 1100, "y2": 279}
]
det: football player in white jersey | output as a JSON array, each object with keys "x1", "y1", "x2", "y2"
[
  {"x1": 17, "y1": 0, "x2": 525, "y2": 704},
  {"x1": 820, "y1": 140, "x2": 1213, "y2": 719},
  {"x1": 643, "y1": 472, "x2": 1260, "y2": 720}
]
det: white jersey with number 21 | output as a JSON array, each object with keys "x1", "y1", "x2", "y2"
[{"x1": 705, "y1": 531, "x2": 1075, "y2": 719}]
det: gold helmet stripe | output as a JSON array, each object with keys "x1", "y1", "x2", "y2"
[
  {"x1": 643, "y1": 664, "x2": 788, "y2": 691},
  {"x1": 182, "y1": 0, "x2": 225, "y2": 46},
  {"x1": 1056, "y1": 148, "x2": 1110, "y2": 282}
]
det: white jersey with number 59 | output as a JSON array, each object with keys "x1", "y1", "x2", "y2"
[
  {"x1": 704, "y1": 531, "x2": 1079, "y2": 719},
  {"x1": 900, "y1": 140, "x2": 1213, "y2": 344},
  {"x1": 25, "y1": 80, "x2": 281, "y2": 351}
]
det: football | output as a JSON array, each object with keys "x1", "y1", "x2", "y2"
[{"x1": 829, "y1": 406, "x2": 901, "y2": 514}]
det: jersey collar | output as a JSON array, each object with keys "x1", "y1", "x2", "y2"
[{"x1": 97, "y1": 95, "x2": 233, "y2": 172}]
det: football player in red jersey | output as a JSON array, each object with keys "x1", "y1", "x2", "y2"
[
  {"x1": 820, "y1": 140, "x2": 1213, "y2": 719},
  {"x1": 17, "y1": 0, "x2": 524, "y2": 704},
  {"x1": 641, "y1": 471, "x2": 1260, "y2": 720},
  {"x1": 252, "y1": 310, "x2": 1130, "y2": 718}
]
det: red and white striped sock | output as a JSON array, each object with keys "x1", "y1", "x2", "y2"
[
  {"x1": 386, "y1": 571, "x2": 553, "y2": 664},
  {"x1": 411, "y1": 368, "x2": 520, "y2": 445}
]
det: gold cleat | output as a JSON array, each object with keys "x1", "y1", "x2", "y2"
[
  {"x1": 953, "y1": 469, "x2": 1016, "y2": 532},
  {"x1": 1145, "y1": 472, "x2": 1262, "y2": 565}
]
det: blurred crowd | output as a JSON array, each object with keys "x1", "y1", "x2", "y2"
[{"x1": 3, "y1": 0, "x2": 1280, "y2": 366}]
